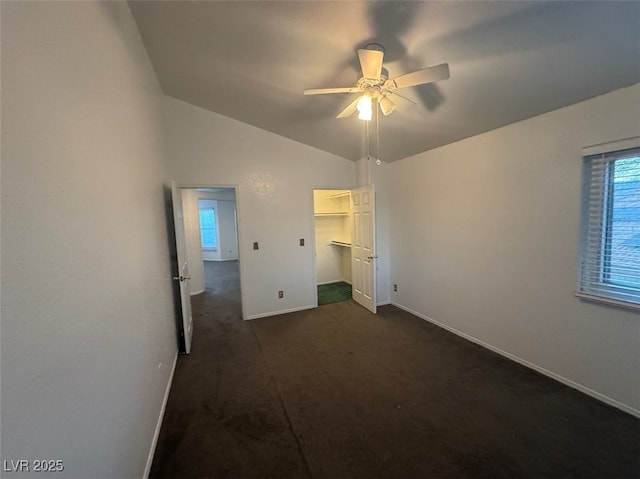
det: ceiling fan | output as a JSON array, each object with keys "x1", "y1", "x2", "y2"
[{"x1": 304, "y1": 44, "x2": 450, "y2": 121}]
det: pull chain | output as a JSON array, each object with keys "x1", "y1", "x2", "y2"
[
  {"x1": 365, "y1": 117, "x2": 370, "y2": 160},
  {"x1": 375, "y1": 99, "x2": 381, "y2": 165}
]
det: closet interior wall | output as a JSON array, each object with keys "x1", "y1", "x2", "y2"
[{"x1": 313, "y1": 190, "x2": 352, "y2": 285}]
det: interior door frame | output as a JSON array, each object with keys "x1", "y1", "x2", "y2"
[
  {"x1": 177, "y1": 183, "x2": 248, "y2": 320},
  {"x1": 311, "y1": 186, "x2": 351, "y2": 308},
  {"x1": 310, "y1": 185, "x2": 373, "y2": 309}
]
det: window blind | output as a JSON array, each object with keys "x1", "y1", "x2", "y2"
[
  {"x1": 199, "y1": 207, "x2": 217, "y2": 248},
  {"x1": 578, "y1": 143, "x2": 640, "y2": 308}
]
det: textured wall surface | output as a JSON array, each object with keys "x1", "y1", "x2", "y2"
[
  {"x1": 389, "y1": 84, "x2": 640, "y2": 414},
  {"x1": 1, "y1": 2, "x2": 177, "y2": 476},
  {"x1": 163, "y1": 97, "x2": 357, "y2": 319}
]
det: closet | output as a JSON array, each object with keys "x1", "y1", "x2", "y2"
[{"x1": 313, "y1": 189, "x2": 352, "y2": 289}]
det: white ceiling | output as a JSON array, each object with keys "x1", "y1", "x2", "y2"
[{"x1": 129, "y1": 1, "x2": 639, "y2": 162}]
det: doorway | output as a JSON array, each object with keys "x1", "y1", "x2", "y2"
[
  {"x1": 312, "y1": 186, "x2": 378, "y2": 313},
  {"x1": 313, "y1": 189, "x2": 353, "y2": 305},
  {"x1": 180, "y1": 187, "x2": 243, "y2": 331}
]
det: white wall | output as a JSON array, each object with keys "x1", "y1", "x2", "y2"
[
  {"x1": 314, "y1": 216, "x2": 346, "y2": 283},
  {"x1": 216, "y1": 199, "x2": 239, "y2": 261},
  {"x1": 1, "y1": 2, "x2": 177, "y2": 478},
  {"x1": 163, "y1": 97, "x2": 356, "y2": 319},
  {"x1": 389, "y1": 84, "x2": 640, "y2": 415}
]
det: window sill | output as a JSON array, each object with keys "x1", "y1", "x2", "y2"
[{"x1": 575, "y1": 292, "x2": 640, "y2": 312}]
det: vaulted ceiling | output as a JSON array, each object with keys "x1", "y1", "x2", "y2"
[{"x1": 129, "y1": 1, "x2": 639, "y2": 162}]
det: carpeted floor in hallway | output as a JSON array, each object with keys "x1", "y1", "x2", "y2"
[{"x1": 150, "y1": 260, "x2": 639, "y2": 479}]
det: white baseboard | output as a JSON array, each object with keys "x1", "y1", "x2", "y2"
[
  {"x1": 143, "y1": 353, "x2": 178, "y2": 479},
  {"x1": 391, "y1": 302, "x2": 640, "y2": 418},
  {"x1": 246, "y1": 304, "x2": 314, "y2": 320},
  {"x1": 190, "y1": 289, "x2": 205, "y2": 296},
  {"x1": 377, "y1": 300, "x2": 391, "y2": 307}
]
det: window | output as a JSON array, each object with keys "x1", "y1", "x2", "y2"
[
  {"x1": 577, "y1": 138, "x2": 640, "y2": 309},
  {"x1": 199, "y1": 206, "x2": 217, "y2": 249}
]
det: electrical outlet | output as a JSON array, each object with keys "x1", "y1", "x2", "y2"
[
  {"x1": 393, "y1": 284, "x2": 398, "y2": 292},
  {"x1": 278, "y1": 290, "x2": 284, "y2": 299},
  {"x1": 253, "y1": 242, "x2": 259, "y2": 250},
  {"x1": 299, "y1": 238, "x2": 305, "y2": 246}
]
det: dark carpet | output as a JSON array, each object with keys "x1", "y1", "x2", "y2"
[
  {"x1": 317, "y1": 281, "x2": 352, "y2": 305},
  {"x1": 150, "y1": 261, "x2": 640, "y2": 479}
]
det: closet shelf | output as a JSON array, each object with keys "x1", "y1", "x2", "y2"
[
  {"x1": 330, "y1": 241, "x2": 352, "y2": 248},
  {"x1": 329, "y1": 192, "x2": 351, "y2": 199},
  {"x1": 314, "y1": 212, "x2": 349, "y2": 217}
]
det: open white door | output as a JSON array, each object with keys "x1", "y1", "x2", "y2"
[
  {"x1": 351, "y1": 185, "x2": 377, "y2": 313},
  {"x1": 170, "y1": 181, "x2": 193, "y2": 354}
]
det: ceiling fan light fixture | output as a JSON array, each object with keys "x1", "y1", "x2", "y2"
[
  {"x1": 379, "y1": 95, "x2": 396, "y2": 116},
  {"x1": 304, "y1": 44, "x2": 449, "y2": 122},
  {"x1": 357, "y1": 94, "x2": 372, "y2": 121},
  {"x1": 358, "y1": 109, "x2": 372, "y2": 121}
]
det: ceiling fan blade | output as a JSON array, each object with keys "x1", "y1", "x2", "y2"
[
  {"x1": 358, "y1": 48, "x2": 384, "y2": 80},
  {"x1": 387, "y1": 63, "x2": 450, "y2": 89},
  {"x1": 387, "y1": 91, "x2": 417, "y2": 110},
  {"x1": 336, "y1": 95, "x2": 362, "y2": 119},
  {"x1": 304, "y1": 86, "x2": 362, "y2": 95}
]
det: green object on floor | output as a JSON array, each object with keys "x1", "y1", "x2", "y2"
[{"x1": 318, "y1": 281, "x2": 352, "y2": 305}]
